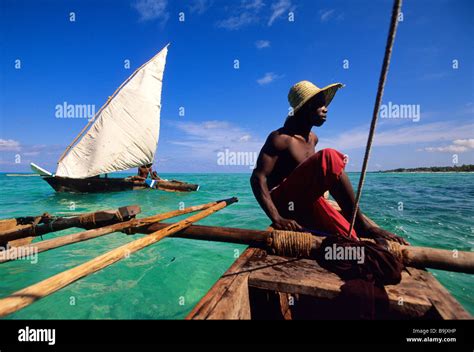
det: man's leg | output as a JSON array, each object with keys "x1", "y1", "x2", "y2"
[
  {"x1": 328, "y1": 171, "x2": 372, "y2": 234},
  {"x1": 271, "y1": 148, "x2": 407, "y2": 244},
  {"x1": 329, "y1": 170, "x2": 409, "y2": 244},
  {"x1": 271, "y1": 148, "x2": 359, "y2": 238}
]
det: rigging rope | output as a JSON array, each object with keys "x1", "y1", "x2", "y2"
[
  {"x1": 271, "y1": 230, "x2": 313, "y2": 258},
  {"x1": 348, "y1": 0, "x2": 403, "y2": 237}
]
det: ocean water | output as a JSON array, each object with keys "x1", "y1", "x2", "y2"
[{"x1": 0, "y1": 172, "x2": 472, "y2": 318}]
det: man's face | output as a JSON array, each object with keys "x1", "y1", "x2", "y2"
[
  {"x1": 309, "y1": 95, "x2": 328, "y2": 126},
  {"x1": 312, "y1": 105, "x2": 328, "y2": 126}
]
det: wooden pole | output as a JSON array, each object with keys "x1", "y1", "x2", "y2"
[
  {"x1": 0, "y1": 206, "x2": 141, "y2": 244},
  {"x1": 137, "y1": 223, "x2": 474, "y2": 274},
  {"x1": 400, "y1": 245, "x2": 474, "y2": 274},
  {"x1": 0, "y1": 200, "x2": 231, "y2": 264},
  {"x1": 0, "y1": 197, "x2": 238, "y2": 317}
]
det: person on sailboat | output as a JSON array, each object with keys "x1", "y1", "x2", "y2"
[
  {"x1": 138, "y1": 164, "x2": 153, "y2": 179},
  {"x1": 250, "y1": 80, "x2": 408, "y2": 245},
  {"x1": 137, "y1": 163, "x2": 162, "y2": 180}
]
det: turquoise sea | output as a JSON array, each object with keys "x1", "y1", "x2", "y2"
[{"x1": 0, "y1": 172, "x2": 473, "y2": 318}]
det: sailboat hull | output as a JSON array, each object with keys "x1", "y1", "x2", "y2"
[{"x1": 42, "y1": 176, "x2": 199, "y2": 193}]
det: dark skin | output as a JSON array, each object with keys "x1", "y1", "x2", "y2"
[
  {"x1": 138, "y1": 165, "x2": 152, "y2": 179},
  {"x1": 250, "y1": 94, "x2": 409, "y2": 245},
  {"x1": 138, "y1": 164, "x2": 162, "y2": 180}
]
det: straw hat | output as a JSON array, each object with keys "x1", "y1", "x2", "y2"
[{"x1": 288, "y1": 80, "x2": 344, "y2": 114}]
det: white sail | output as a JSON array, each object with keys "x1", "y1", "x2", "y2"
[{"x1": 56, "y1": 45, "x2": 168, "y2": 178}]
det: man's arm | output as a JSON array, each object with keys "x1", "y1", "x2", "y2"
[{"x1": 250, "y1": 132, "x2": 303, "y2": 231}]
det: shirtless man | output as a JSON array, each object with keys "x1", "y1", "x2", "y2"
[
  {"x1": 138, "y1": 164, "x2": 153, "y2": 179},
  {"x1": 137, "y1": 163, "x2": 161, "y2": 181},
  {"x1": 250, "y1": 81, "x2": 408, "y2": 244}
]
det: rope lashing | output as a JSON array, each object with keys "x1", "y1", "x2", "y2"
[
  {"x1": 387, "y1": 241, "x2": 404, "y2": 262},
  {"x1": 30, "y1": 213, "x2": 50, "y2": 237},
  {"x1": 79, "y1": 213, "x2": 96, "y2": 226},
  {"x1": 271, "y1": 230, "x2": 313, "y2": 258},
  {"x1": 115, "y1": 210, "x2": 124, "y2": 222},
  {"x1": 348, "y1": 0, "x2": 403, "y2": 237}
]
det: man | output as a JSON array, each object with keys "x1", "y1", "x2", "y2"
[
  {"x1": 137, "y1": 164, "x2": 152, "y2": 179},
  {"x1": 250, "y1": 80, "x2": 408, "y2": 244},
  {"x1": 137, "y1": 163, "x2": 161, "y2": 180}
]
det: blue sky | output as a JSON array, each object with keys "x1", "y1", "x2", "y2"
[{"x1": 1, "y1": 0, "x2": 473, "y2": 173}]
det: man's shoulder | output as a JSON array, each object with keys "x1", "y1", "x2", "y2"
[
  {"x1": 266, "y1": 129, "x2": 292, "y2": 150},
  {"x1": 310, "y1": 131, "x2": 319, "y2": 144}
]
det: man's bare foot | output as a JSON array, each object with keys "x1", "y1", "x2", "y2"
[{"x1": 364, "y1": 226, "x2": 409, "y2": 245}]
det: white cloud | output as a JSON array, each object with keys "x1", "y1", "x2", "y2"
[
  {"x1": 217, "y1": 13, "x2": 258, "y2": 30},
  {"x1": 216, "y1": 0, "x2": 264, "y2": 30},
  {"x1": 243, "y1": 0, "x2": 265, "y2": 11},
  {"x1": 318, "y1": 121, "x2": 474, "y2": 152},
  {"x1": 257, "y1": 72, "x2": 282, "y2": 85},
  {"x1": 0, "y1": 139, "x2": 21, "y2": 151},
  {"x1": 0, "y1": 142, "x2": 65, "y2": 171},
  {"x1": 168, "y1": 120, "x2": 263, "y2": 166},
  {"x1": 268, "y1": 0, "x2": 293, "y2": 26},
  {"x1": 217, "y1": 0, "x2": 292, "y2": 30},
  {"x1": 424, "y1": 139, "x2": 474, "y2": 153},
  {"x1": 240, "y1": 134, "x2": 251, "y2": 142},
  {"x1": 419, "y1": 72, "x2": 450, "y2": 81},
  {"x1": 255, "y1": 39, "x2": 270, "y2": 49},
  {"x1": 133, "y1": 0, "x2": 169, "y2": 22},
  {"x1": 319, "y1": 9, "x2": 335, "y2": 22},
  {"x1": 189, "y1": 0, "x2": 212, "y2": 14}
]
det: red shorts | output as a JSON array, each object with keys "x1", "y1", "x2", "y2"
[{"x1": 270, "y1": 148, "x2": 358, "y2": 239}]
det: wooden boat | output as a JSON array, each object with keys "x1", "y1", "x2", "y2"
[
  {"x1": 183, "y1": 202, "x2": 473, "y2": 320},
  {"x1": 30, "y1": 44, "x2": 198, "y2": 194},
  {"x1": 186, "y1": 247, "x2": 471, "y2": 320},
  {"x1": 41, "y1": 175, "x2": 199, "y2": 193},
  {"x1": 140, "y1": 216, "x2": 474, "y2": 320},
  {"x1": 1, "y1": 200, "x2": 472, "y2": 320}
]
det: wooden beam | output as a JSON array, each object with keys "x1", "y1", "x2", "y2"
[
  {"x1": 0, "y1": 206, "x2": 141, "y2": 243},
  {"x1": 0, "y1": 197, "x2": 238, "y2": 317},
  {"x1": 0, "y1": 201, "x2": 232, "y2": 264},
  {"x1": 405, "y1": 267, "x2": 472, "y2": 320}
]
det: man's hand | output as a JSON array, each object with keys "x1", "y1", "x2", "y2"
[
  {"x1": 272, "y1": 217, "x2": 303, "y2": 231},
  {"x1": 365, "y1": 226, "x2": 410, "y2": 245}
]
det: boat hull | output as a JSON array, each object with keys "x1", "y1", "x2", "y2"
[{"x1": 42, "y1": 176, "x2": 199, "y2": 193}]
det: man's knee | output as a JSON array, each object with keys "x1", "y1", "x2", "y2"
[
  {"x1": 309, "y1": 148, "x2": 346, "y2": 181},
  {"x1": 319, "y1": 148, "x2": 343, "y2": 160},
  {"x1": 308, "y1": 148, "x2": 344, "y2": 165}
]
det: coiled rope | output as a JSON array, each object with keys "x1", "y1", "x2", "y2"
[
  {"x1": 271, "y1": 230, "x2": 313, "y2": 258},
  {"x1": 348, "y1": 0, "x2": 403, "y2": 237},
  {"x1": 79, "y1": 213, "x2": 97, "y2": 226}
]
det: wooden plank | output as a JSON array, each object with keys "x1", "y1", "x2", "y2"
[
  {"x1": 278, "y1": 292, "x2": 293, "y2": 320},
  {"x1": 0, "y1": 219, "x2": 33, "y2": 247},
  {"x1": 186, "y1": 248, "x2": 259, "y2": 319},
  {"x1": 246, "y1": 255, "x2": 342, "y2": 299},
  {"x1": 405, "y1": 267, "x2": 472, "y2": 319},
  {"x1": 0, "y1": 219, "x2": 20, "y2": 232},
  {"x1": 384, "y1": 270, "x2": 433, "y2": 317},
  {"x1": 246, "y1": 254, "x2": 434, "y2": 318},
  {"x1": 205, "y1": 271, "x2": 251, "y2": 320}
]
